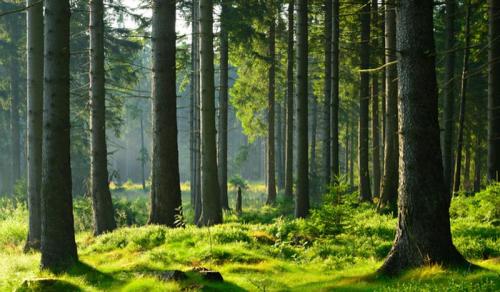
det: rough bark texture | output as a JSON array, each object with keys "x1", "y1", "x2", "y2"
[
  {"x1": 358, "y1": 0, "x2": 372, "y2": 201},
  {"x1": 199, "y1": 0, "x2": 222, "y2": 226},
  {"x1": 149, "y1": 0, "x2": 183, "y2": 227},
  {"x1": 443, "y1": 0, "x2": 457, "y2": 190},
  {"x1": 267, "y1": 18, "x2": 277, "y2": 205},
  {"x1": 25, "y1": 0, "x2": 44, "y2": 251},
  {"x1": 41, "y1": 0, "x2": 78, "y2": 271},
  {"x1": 322, "y1": 0, "x2": 332, "y2": 187},
  {"x1": 284, "y1": 1, "x2": 294, "y2": 200},
  {"x1": 379, "y1": 0, "x2": 468, "y2": 275},
  {"x1": 331, "y1": 0, "x2": 340, "y2": 180},
  {"x1": 89, "y1": 0, "x2": 116, "y2": 235},
  {"x1": 218, "y1": 1, "x2": 229, "y2": 210},
  {"x1": 295, "y1": 0, "x2": 309, "y2": 218},
  {"x1": 488, "y1": 0, "x2": 500, "y2": 181},
  {"x1": 378, "y1": 0, "x2": 398, "y2": 212},
  {"x1": 371, "y1": 0, "x2": 380, "y2": 198}
]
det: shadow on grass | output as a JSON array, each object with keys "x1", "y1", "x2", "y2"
[{"x1": 66, "y1": 261, "x2": 123, "y2": 289}]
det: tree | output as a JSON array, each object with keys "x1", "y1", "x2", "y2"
[
  {"x1": 284, "y1": 0, "x2": 294, "y2": 200},
  {"x1": 149, "y1": 0, "x2": 183, "y2": 227},
  {"x1": 379, "y1": 0, "x2": 469, "y2": 275},
  {"x1": 322, "y1": 0, "x2": 332, "y2": 187},
  {"x1": 488, "y1": 0, "x2": 500, "y2": 181},
  {"x1": 331, "y1": 0, "x2": 339, "y2": 181},
  {"x1": 25, "y1": 0, "x2": 43, "y2": 251},
  {"x1": 378, "y1": 0, "x2": 398, "y2": 212},
  {"x1": 41, "y1": 0, "x2": 78, "y2": 270},
  {"x1": 89, "y1": 0, "x2": 116, "y2": 235},
  {"x1": 199, "y1": 0, "x2": 222, "y2": 226},
  {"x1": 266, "y1": 11, "x2": 277, "y2": 205},
  {"x1": 371, "y1": 0, "x2": 381, "y2": 197},
  {"x1": 295, "y1": 0, "x2": 309, "y2": 218},
  {"x1": 358, "y1": 0, "x2": 372, "y2": 201}
]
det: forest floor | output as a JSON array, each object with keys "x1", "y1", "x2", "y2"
[{"x1": 0, "y1": 182, "x2": 499, "y2": 291}]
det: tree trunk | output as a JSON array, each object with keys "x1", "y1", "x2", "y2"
[
  {"x1": 266, "y1": 17, "x2": 277, "y2": 205},
  {"x1": 322, "y1": 0, "x2": 332, "y2": 187},
  {"x1": 453, "y1": 1, "x2": 471, "y2": 193},
  {"x1": 148, "y1": 0, "x2": 183, "y2": 227},
  {"x1": 379, "y1": 0, "x2": 469, "y2": 275},
  {"x1": 310, "y1": 92, "x2": 318, "y2": 197},
  {"x1": 218, "y1": 1, "x2": 229, "y2": 210},
  {"x1": 190, "y1": 0, "x2": 198, "y2": 207},
  {"x1": 25, "y1": 0, "x2": 44, "y2": 251},
  {"x1": 378, "y1": 0, "x2": 398, "y2": 212},
  {"x1": 463, "y1": 142, "x2": 471, "y2": 192},
  {"x1": 473, "y1": 135, "x2": 481, "y2": 193},
  {"x1": 284, "y1": 0, "x2": 294, "y2": 200},
  {"x1": 371, "y1": 0, "x2": 381, "y2": 198},
  {"x1": 10, "y1": 57, "x2": 21, "y2": 189},
  {"x1": 199, "y1": 0, "x2": 222, "y2": 226},
  {"x1": 41, "y1": 0, "x2": 78, "y2": 270},
  {"x1": 140, "y1": 114, "x2": 146, "y2": 190},
  {"x1": 331, "y1": 0, "x2": 340, "y2": 181},
  {"x1": 89, "y1": 0, "x2": 117, "y2": 235},
  {"x1": 358, "y1": 0, "x2": 372, "y2": 201},
  {"x1": 488, "y1": 0, "x2": 500, "y2": 181},
  {"x1": 442, "y1": 0, "x2": 457, "y2": 190},
  {"x1": 236, "y1": 187, "x2": 242, "y2": 214},
  {"x1": 277, "y1": 98, "x2": 285, "y2": 190},
  {"x1": 295, "y1": 0, "x2": 309, "y2": 218}
]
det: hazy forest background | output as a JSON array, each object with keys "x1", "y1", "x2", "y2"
[{"x1": 0, "y1": 0, "x2": 499, "y2": 291}]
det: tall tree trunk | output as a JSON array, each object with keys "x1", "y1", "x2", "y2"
[
  {"x1": 310, "y1": 92, "x2": 319, "y2": 197},
  {"x1": 331, "y1": 0, "x2": 340, "y2": 181},
  {"x1": 453, "y1": 1, "x2": 471, "y2": 193},
  {"x1": 284, "y1": 0, "x2": 294, "y2": 200},
  {"x1": 371, "y1": 0, "x2": 381, "y2": 198},
  {"x1": 10, "y1": 57, "x2": 21, "y2": 189},
  {"x1": 192, "y1": 0, "x2": 202, "y2": 224},
  {"x1": 473, "y1": 135, "x2": 481, "y2": 193},
  {"x1": 218, "y1": 1, "x2": 229, "y2": 210},
  {"x1": 25, "y1": 0, "x2": 44, "y2": 251},
  {"x1": 199, "y1": 0, "x2": 222, "y2": 226},
  {"x1": 266, "y1": 17, "x2": 277, "y2": 205},
  {"x1": 378, "y1": 0, "x2": 398, "y2": 212},
  {"x1": 358, "y1": 0, "x2": 372, "y2": 201},
  {"x1": 295, "y1": 0, "x2": 309, "y2": 218},
  {"x1": 463, "y1": 141, "x2": 471, "y2": 192},
  {"x1": 380, "y1": 0, "x2": 386, "y2": 167},
  {"x1": 322, "y1": 0, "x2": 332, "y2": 187},
  {"x1": 442, "y1": 0, "x2": 457, "y2": 190},
  {"x1": 379, "y1": 0, "x2": 469, "y2": 275},
  {"x1": 140, "y1": 114, "x2": 146, "y2": 190},
  {"x1": 41, "y1": 0, "x2": 78, "y2": 270},
  {"x1": 89, "y1": 0, "x2": 117, "y2": 235},
  {"x1": 349, "y1": 115, "x2": 355, "y2": 191},
  {"x1": 277, "y1": 98, "x2": 285, "y2": 190},
  {"x1": 488, "y1": 0, "x2": 500, "y2": 181},
  {"x1": 190, "y1": 0, "x2": 198, "y2": 207},
  {"x1": 149, "y1": 0, "x2": 183, "y2": 227}
]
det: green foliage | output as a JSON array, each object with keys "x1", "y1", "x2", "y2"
[{"x1": 228, "y1": 175, "x2": 248, "y2": 189}]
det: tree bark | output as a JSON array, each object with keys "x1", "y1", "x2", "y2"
[
  {"x1": 41, "y1": 0, "x2": 78, "y2": 271},
  {"x1": 379, "y1": 0, "x2": 469, "y2": 275},
  {"x1": 310, "y1": 92, "x2": 318, "y2": 196},
  {"x1": 371, "y1": 0, "x2": 381, "y2": 198},
  {"x1": 358, "y1": 0, "x2": 372, "y2": 201},
  {"x1": 266, "y1": 17, "x2": 277, "y2": 205},
  {"x1": 322, "y1": 0, "x2": 332, "y2": 187},
  {"x1": 148, "y1": 0, "x2": 183, "y2": 227},
  {"x1": 473, "y1": 135, "x2": 481, "y2": 193},
  {"x1": 284, "y1": 0, "x2": 294, "y2": 200},
  {"x1": 295, "y1": 0, "x2": 309, "y2": 218},
  {"x1": 218, "y1": 1, "x2": 229, "y2": 210},
  {"x1": 25, "y1": 0, "x2": 44, "y2": 251},
  {"x1": 199, "y1": 0, "x2": 222, "y2": 226},
  {"x1": 488, "y1": 0, "x2": 500, "y2": 181},
  {"x1": 89, "y1": 0, "x2": 117, "y2": 235},
  {"x1": 331, "y1": 0, "x2": 340, "y2": 181}
]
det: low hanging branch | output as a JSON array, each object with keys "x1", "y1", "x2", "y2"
[
  {"x1": 358, "y1": 60, "x2": 398, "y2": 73},
  {"x1": 0, "y1": 0, "x2": 41, "y2": 17}
]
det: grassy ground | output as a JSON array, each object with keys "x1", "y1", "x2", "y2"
[{"x1": 0, "y1": 182, "x2": 499, "y2": 291}]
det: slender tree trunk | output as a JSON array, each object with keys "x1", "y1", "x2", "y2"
[
  {"x1": 378, "y1": 0, "x2": 398, "y2": 212},
  {"x1": 463, "y1": 142, "x2": 471, "y2": 192},
  {"x1": 285, "y1": 1, "x2": 294, "y2": 200},
  {"x1": 345, "y1": 114, "x2": 349, "y2": 175},
  {"x1": 149, "y1": 0, "x2": 183, "y2": 227},
  {"x1": 331, "y1": 0, "x2": 340, "y2": 181},
  {"x1": 322, "y1": 0, "x2": 332, "y2": 187},
  {"x1": 380, "y1": 0, "x2": 386, "y2": 167},
  {"x1": 310, "y1": 92, "x2": 318, "y2": 196},
  {"x1": 190, "y1": 0, "x2": 198, "y2": 207},
  {"x1": 267, "y1": 17, "x2": 277, "y2": 205},
  {"x1": 192, "y1": 0, "x2": 202, "y2": 224},
  {"x1": 349, "y1": 116, "x2": 355, "y2": 191},
  {"x1": 25, "y1": 0, "x2": 43, "y2": 251},
  {"x1": 89, "y1": 0, "x2": 117, "y2": 235},
  {"x1": 277, "y1": 99, "x2": 285, "y2": 190},
  {"x1": 199, "y1": 0, "x2": 222, "y2": 226},
  {"x1": 379, "y1": 0, "x2": 469, "y2": 275},
  {"x1": 371, "y1": 0, "x2": 380, "y2": 198},
  {"x1": 218, "y1": 1, "x2": 229, "y2": 210},
  {"x1": 295, "y1": 0, "x2": 309, "y2": 218},
  {"x1": 41, "y1": 0, "x2": 78, "y2": 270},
  {"x1": 443, "y1": 0, "x2": 457, "y2": 190},
  {"x1": 140, "y1": 114, "x2": 146, "y2": 190},
  {"x1": 473, "y1": 135, "x2": 481, "y2": 193},
  {"x1": 10, "y1": 59, "x2": 21, "y2": 189},
  {"x1": 488, "y1": 0, "x2": 500, "y2": 181},
  {"x1": 358, "y1": 0, "x2": 372, "y2": 201},
  {"x1": 453, "y1": 1, "x2": 471, "y2": 193}
]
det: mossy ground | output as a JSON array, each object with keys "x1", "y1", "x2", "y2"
[{"x1": 0, "y1": 183, "x2": 499, "y2": 291}]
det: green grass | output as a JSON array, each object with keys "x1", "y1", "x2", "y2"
[{"x1": 0, "y1": 184, "x2": 499, "y2": 291}]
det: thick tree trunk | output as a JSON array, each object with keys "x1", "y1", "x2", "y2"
[
  {"x1": 190, "y1": 0, "x2": 198, "y2": 207},
  {"x1": 266, "y1": 18, "x2": 277, "y2": 205},
  {"x1": 488, "y1": 0, "x2": 500, "y2": 181},
  {"x1": 25, "y1": 0, "x2": 44, "y2": 251},
  {"x1": 443, "y1": 0, "x2": 457, "y2": 190},
  {"x1": 199, "y1": 0, "x2": 222, "y2": 226},
  {"x1": 379, "y1": 0, "x2": 469, "y2": 275},
  {"x1": 295, "y1": 0, "x2": 309, "y2": 218},
  {"x1": 371, "y1": 0, "x2": 380, "y2": 198},
  {"x1": 331, "y1": 0, "x2": 340, "y2": 180},
  {"x1": 322, "y1": 0, "x2": 332, "y2": 187},
  {"x1": 284, "y1": 1, "x2": 294, "y2": 200},
  {"x1": 358, "y1": 0, "x2": 372, "y2": 201},
  {"x1": 148, "y1": 0, "x2": 183, "y2": 227},
  {"x1": 41, "y1": 0, "x2": 78, "y2": 271},
  {"x1": 218, "y1": 1, "x2": 229, "y2": 210},
  {"x1": 89, "y1": 0, "x2": 117, "y2": 235}
]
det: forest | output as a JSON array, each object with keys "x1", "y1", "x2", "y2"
[{"x1": 0, "y1": 0, "x2": 499, "y2": 291}]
